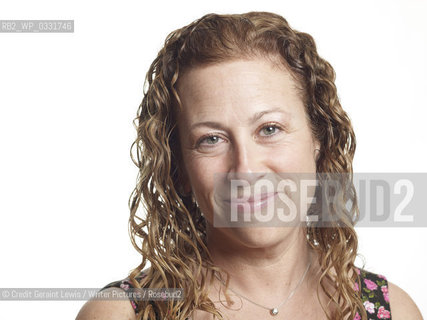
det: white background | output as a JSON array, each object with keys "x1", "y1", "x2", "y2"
[{"x1": 0, "y1": 0, "x2": 425, "y2": 318}]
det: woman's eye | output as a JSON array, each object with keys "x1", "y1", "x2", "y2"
[
  {"x1": 204, "y1": 135, "x2": 221, "y2": 144},
  {"x1": 196, "y1": 124, "x2": 282, "y2": 148},
  {"x1": 197, "y1": 135, "x2": 222, "y2": 147},
  {"x1": 260, "y1": 124, "x2": 280, "y2": 136}
]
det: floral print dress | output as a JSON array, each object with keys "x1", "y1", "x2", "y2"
[
  {"x1": 353, "y1": 268, "x2": 391, "y2": 319},
  {"x1": 99, "y1": 267, "x2": 392, "y2": 319}
]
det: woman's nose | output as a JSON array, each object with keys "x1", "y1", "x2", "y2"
[{"x1": 227, "y1": 138, "x2": 266, "y2": 185}]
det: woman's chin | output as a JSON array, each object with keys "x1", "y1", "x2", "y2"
[{"x1": 226, "y1": 226, "x2": 298, "y2": 249}]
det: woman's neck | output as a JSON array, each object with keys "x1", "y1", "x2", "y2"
[{"x1": 203, "y1": 225, "x2": 318, "y2": 306}]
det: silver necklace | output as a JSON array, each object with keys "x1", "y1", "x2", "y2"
[{"x1": 213, "y1": 258, "x2": 311, "y2": 316}]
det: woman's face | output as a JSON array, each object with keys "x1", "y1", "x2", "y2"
[{"x1": 176, "y1": 57, "x2": 320, "y2": 247}]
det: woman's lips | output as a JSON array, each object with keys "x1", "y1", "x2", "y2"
[{"x1": 224, "y1": 192, "x2": 278, "y2": 206}]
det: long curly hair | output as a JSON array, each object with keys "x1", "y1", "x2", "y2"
[{"x1": 127, "y1": 11, "x2": 367, "y2": 320}]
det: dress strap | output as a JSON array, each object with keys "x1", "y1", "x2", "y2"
[
  {"x1": 99, "y1": 272, "x2": 150, "y2": 316},
  {"x1": 353, "y1": 268, "x2": 392, "y2": 319}
]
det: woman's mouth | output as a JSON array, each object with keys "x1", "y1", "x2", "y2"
[{"x1": 224, "y1": 192, "x2": 278, "y2": 211}]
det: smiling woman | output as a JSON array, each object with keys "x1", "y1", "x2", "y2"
[
  {"x1": 76, "y1": 11, "x2": 422, "y2": 320},
  {"x1": 175, "y1": 59, "x2": 320, "y2": 241}
]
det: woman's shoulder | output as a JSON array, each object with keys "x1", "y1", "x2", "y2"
[
  {"x1": 76, "y1": 286, "x2": 138, "y2": 320},
  {"x1": 355, "y1": 267, "x2": 422, "y2": 320},
  {"x1": 76, "y1": 269, "x2": 150, "y2": 320},
  {"x1": 386, "y1": 280, "x2": 423, "y2": 319}
]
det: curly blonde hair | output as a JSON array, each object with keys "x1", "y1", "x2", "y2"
[{"x1": 127, "y1": 11, "x2": 367, "y2": 320}]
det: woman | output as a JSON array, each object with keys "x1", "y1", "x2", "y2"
[{"x1": 76, "y1": 11, "x2": 422, "y2": 320}]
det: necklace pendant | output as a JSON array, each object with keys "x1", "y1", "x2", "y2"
[{"x1": 270, "y1": 308, "x2": 279, "y2": 316}]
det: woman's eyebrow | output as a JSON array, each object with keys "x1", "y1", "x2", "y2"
[
  {"x1": 189, "y1": 108, "x2": 290, "y2": 131},
  {"x1": 250, "y1": 107, "x2": 289, "y2": 123}
]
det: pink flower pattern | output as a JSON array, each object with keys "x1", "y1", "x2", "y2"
[
  {"x1": 354, "y1": 282, "x2": 359, "y2": 292},
  {"x1": 352, "y1": 268, "x2": 392, "y2": 320},
  {"x1": 364, "y1": 278, "x2": 378, "y2": 291},
  {"x1": 381, "y1": 285, "x2": 390, "y2": 303},
  {"x1": 120, "y1": 283, "x2": 130, "y2": 290},
  {"x1": 364, "y1": 300, "x2": 375, "y2": 314},
  {"x1": 377, "y1": 306, "x2": 391, "y2": 318}
]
